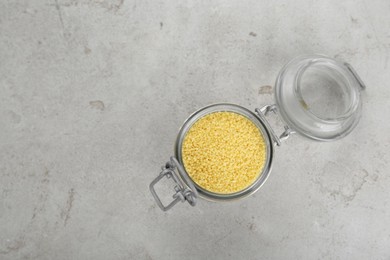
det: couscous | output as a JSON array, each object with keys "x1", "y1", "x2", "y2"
[{"x1": 182, "y1": 111, "x2": 267, "y2": 194}]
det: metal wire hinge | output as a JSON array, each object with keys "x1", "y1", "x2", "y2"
[
  {"x1": 149, "y1": 157, "x2": 198, "y2": 211},
  {"x1": 255, "y1": 105, "x2": 295, "y2": 146}
]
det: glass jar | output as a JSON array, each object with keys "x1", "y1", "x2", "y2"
[{"x1": 150, "y1": 54, "x2": 366, "y2": 211}]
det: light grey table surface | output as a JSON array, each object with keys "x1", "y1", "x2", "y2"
[{"x1": 1, "y1": 0, "x2": 389, "y2": 259}]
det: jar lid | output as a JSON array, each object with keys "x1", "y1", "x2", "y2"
[{"x1": 274, "y1": 55, "x2": 365, "y2": 141}]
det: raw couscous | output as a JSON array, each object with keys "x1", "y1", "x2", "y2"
[{"x1": 182, "y1": 111, "x2": 267, "y2": 194}]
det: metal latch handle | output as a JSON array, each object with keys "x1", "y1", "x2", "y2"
[
  {"x1": 149, "y1": 157, "x2": 198, "y2": 211},
  {"x1": 255, "y1": 105, "x2": 295, "y2": 146}
]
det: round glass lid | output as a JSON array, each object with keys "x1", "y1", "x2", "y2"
[{"x1": 274, "y1": 55, "x2": 364, "y2": 141}]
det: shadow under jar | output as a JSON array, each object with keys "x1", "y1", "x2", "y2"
[{"x1": 150, "y1": 54, "x2": 366, "y2": 211}]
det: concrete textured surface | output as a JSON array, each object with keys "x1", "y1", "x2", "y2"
[{"x1": 1, "y1": 0, "x2": 390, "y2": 259}]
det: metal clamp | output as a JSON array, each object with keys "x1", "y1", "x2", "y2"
[
  {"x1": 255, "y1": 105, "x2": 295, "y2": 146},
  {"x1": 149, "y1": 157, "x2": 198, "y2": 211}
]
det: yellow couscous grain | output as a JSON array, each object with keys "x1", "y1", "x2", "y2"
[{"x1": 182, "y1": 111, "x2": 267, "y2": 194}]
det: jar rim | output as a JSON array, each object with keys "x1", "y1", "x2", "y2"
[{"x1": 174, "y1": 103, "x2": 274, "y2": 202}]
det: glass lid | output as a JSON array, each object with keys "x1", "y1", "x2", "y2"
[{"x1": 274, "y1": 55, "x2": 365, "y2": 141}]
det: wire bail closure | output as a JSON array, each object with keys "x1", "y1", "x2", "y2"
[{"x1": 149, "y1": 157, "x2": 198, "y2": 211}]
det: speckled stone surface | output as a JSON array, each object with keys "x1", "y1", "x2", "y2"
[{"x1": 1, "y1": 0, "x2": 390, "y2": 259}]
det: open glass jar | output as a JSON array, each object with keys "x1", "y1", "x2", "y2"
[{"x1": 150, "y1": 55, "x2": 366, "y2": 211}]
